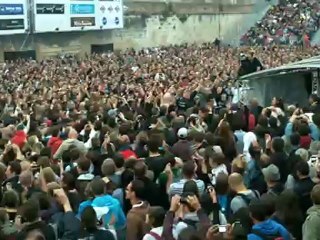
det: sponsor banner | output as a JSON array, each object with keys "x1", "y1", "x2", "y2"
[
  {"x1": 70, "y1": 4, "x2": 95, "y2": 14},
  {"x1": 71, "y1": 17, "x2": 95, "y2": 27},
  {"x1": 0, "y1": 19, "x2": 24, "y2": 30},
  {"x1": 98, "y1": 0, "x2": 123, "y2": 29},
  {"x1": 100, "y1": 16, "x2": 119, "y2": 26},
  {"x1": 36, "y1": 4, "x2": 64, "y2": 14},
  {"x1": 0, "y1": 4, "x2": 24, "y2": 15}
]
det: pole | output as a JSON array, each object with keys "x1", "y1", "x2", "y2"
[{"x1": 218, "y1": 2, "x2": 221, "y2": 40}]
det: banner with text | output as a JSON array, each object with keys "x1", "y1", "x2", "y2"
[
  {"x1": 34, "y1": 0, "x2": 123, "y2": 33},
  {"x1": 0, "y1": 1, "x2": 27, "y2": 35}
]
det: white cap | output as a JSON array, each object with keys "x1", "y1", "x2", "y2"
[{"x1": 177, "y1": 127, "x2": 188, "y2": 139}]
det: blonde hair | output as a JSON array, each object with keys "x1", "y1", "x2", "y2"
[
  {"x1": 20, "y1": 160, "x2": 31, "y2": 172},
  {"x1": 232, "y1": 155, "x2": 247, "y2": 172}
]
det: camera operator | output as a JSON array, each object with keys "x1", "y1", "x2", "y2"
[{"x1": 238, "y1": 51, "x2": 264, "y2": 77}]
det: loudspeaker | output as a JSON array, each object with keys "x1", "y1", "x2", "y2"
[
  {"x1": 91, "y1": 44, "x2": 114, "y2": 54},
  {"x1": 4, "y1": 50, "x2": 36, "y2": 61}
]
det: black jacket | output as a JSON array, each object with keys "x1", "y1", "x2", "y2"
[
  {"x1": 294, "y1": 177, "x2": 315, "y2": 214},
  {"x1": 137, "y1": 176, "x2": 167, "y2": 208},
  {"x1": 80, "y1": 229, "x2": 115, "y2": 240},
  {"x1": 268, "y1": 182, "x2": 284, "y2": 196},
  {"x1": 270, "y1": 152, "x2": 288, "y2": 183},
  {"x1": 16, "y1": 220, "x2": 56, "y2": 240},
  {"x1": 51, "y1": 211, "x2": 81, "y2": 240},
  {"x1": 2, "y1": 175, "x2": 21, "y2": 192}
]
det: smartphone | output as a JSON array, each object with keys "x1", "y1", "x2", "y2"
[
  {"x1": 219, "y1": 225, "x2": 227, "y2": 233},
  {"x1": 179, "y1": 197, "x2": 189, "y2": 204}
]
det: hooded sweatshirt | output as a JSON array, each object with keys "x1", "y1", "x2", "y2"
[
  {"x1": 91, "y1": 194, "x2": 126, "y2": 230},
  {"x1": 248, "y1": 219, "x2": 291, "y2": 240},
  {"x1": 47, "y1": 136, "x2": 63, "y2": 155},
  {"x1": 303, "y1": 205, "x2": 320, "y2": 240},
  {"x1": 1, "y1": 221, "x2": 18, "y2": 238}
]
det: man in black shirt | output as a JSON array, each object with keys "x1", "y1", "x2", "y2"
[
  {"x1": 238, "y1": 51, "x2": 263, "y2": 76},
  {"x1": 294, "y1": 161, "x2": 316, "y2": 214},
  {"x1": 145, "y1": 136, "x2": 169, "y2": 182}
]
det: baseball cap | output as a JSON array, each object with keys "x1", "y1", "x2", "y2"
[
  {"x1": 262, "y1": 164, "x2": 280, "y2": 182},
  {"x1": 177, "y1": 127, "x2": 188, "y2": 139}
]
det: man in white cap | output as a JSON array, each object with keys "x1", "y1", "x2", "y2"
[{"x1": 171, "y1": 127, "x2": 192, "y2": 162}]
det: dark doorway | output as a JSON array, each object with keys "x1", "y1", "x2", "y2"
[
  {"x1": 4, "y1": 50, "x2": 36, "y2": 61},
  {"x1": 91, "y1": 43, "x2": 114, "y2": 54},
  {"x1": 304, "y1": 72, "x2": 313, "y2": 96}
]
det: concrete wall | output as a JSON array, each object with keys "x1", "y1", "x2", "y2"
[
  {"x1": 0, "y1": 0, "x2": 272, "y2": 60},
  {"x1": 0, "y1": 14, "x2": 244, "y2": 59}
]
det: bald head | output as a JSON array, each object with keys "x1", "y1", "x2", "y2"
[
  {"x1": 101, "y1": 159, "x2": 116, "y2": 176},
  {"x1": 19, "y1": 170, "x2": 34, "y2": 188},
  {"x1": 228, "y1": 173, "x2": 244, "y2": 191}
]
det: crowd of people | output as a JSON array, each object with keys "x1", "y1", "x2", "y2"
[
  {"x1": 241, "y1": 0, "x2": 320, "y2": 45},
  {"x1": 0, "y1": 44, "x2": 320, "y2": 240}
]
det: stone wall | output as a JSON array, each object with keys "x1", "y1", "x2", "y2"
[{"x1": 0, "y1": 0, "x2": 268, "y2": 60}]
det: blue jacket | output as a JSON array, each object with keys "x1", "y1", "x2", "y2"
[
  {"x1": 285, "y1": 122, "x2": 319, "y2": 141},
  {"x1": 244, "y1": 160, "x2": 261, "y2": 187},
  {"x1": 91, "y1": 194, "x2": 126, "y2": 229},
  {"x1": 248, "y1": 219, "x2": 291, "y2": 240}
]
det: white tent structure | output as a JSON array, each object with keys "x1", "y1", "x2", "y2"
[{"x1": 238, "y1": 56, "x2": 320, "y2": 106}]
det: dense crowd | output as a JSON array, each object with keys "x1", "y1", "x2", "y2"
[
  {"x1": 0, "y1": 44, "x2": 320, "y2": 240},
  {"x1": 241, "y1": 0, "x2": 320, "y2": 45}
]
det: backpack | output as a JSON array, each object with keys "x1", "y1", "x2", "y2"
[
  {"x1": 236, "y1": 190, "x2": 260, "y2": 206},
  {"x1": 252, "y1": 229, "x2": 284, "y2": 240}
]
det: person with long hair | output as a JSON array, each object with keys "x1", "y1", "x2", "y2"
[
  {"x1": 271, "y1": 97, "x2": 284, "y2": 111},
  {"x1": 272, "y1": 190, "x2": 304, "y2": 240},
  {"x1": 215, "y1": 120, "x2": 237, "y2": 163},
  {"x1": 80, "y1": 206, "x2": 116, "y2": 240}
]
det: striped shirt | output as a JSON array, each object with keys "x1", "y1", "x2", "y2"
[{"x1": 169, "y1": 178, "x2": 205, "y2": 198}]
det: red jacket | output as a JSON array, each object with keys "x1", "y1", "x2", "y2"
[
  {"x1": 47, "y1": 136, "x2": 63, "y2": 155},
  {"x1": 120, "y1": 149, "x2": 137, "y2": 160},
  {"x1": 300, "y1": 135, "x2": 312, "y2": 149},
  {"x1": 11, "y1": 130, "x2": 27, "y2": 149}
]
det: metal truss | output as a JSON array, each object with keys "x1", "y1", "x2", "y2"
[
  {"x1": 312, "y1": 69, "x2": 320, "y2": 95},
  {"x1": 235, "y1": 79, "x2": 253, "y2": 105}
]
